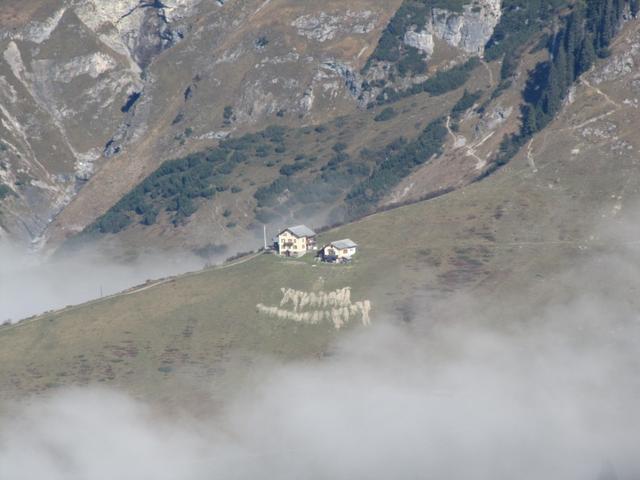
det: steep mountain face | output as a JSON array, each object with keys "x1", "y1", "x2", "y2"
[
  {"x1": 0, "y1": 0, "x2": 392, "y2": 242},
  {"x1": 0, "y1": 0, "x2": 502, "y2": 251},
  {"x1": 1, "y1": 0, "x2": 637, "y2": 257},
  {"x1": 0, "y1": 0, "x2": 198, "y2": 241}
]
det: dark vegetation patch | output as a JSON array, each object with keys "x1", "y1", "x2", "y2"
[
  {"x1": 255, "y1": 35, "x2": 269, "y2": 48},
  {"x1": 483, "y1": 0, "x2": 568, "y2": 62},
  {"x1": 371, "y1": 57, "x2": 481, "y2": 106},
  {"x1": 121, "y1": 92, "x2": 141, "y2": 113},
  {"x1": 89, "y1": 126, "x2": 291, "y2": 233},
  {"x1": 451, "y1": 89, "x2": 482, "y2": 119},
  {"x1": 0, "y1": 184, "x2": 14, "y2": 200},
  {"x1": 345, "y1": 117, "x2": 448, "y2": 218},
  {"x1": 223, "y1": 106, "x2": 234, "y2": 125},
  {"x1": 421, "y1": 58, "x2": 481, "y2": 96},
  {"x1": 487, "y1": 0, "x2": 633, "y2": 171},
  {"x1": 184, "y1": 85, "x2": 193, "y2": 101},
  {"x1": 374, "y1": 107, "x2": 398, "y2": 122},
  {"x1": 253, "y1": 147, "x2": 372, "y2": 224},
  {"x1": 89, "y1": 118, "x2": 377, "y2": 235}
]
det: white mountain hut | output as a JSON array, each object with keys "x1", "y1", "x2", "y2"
[{"x1": 277, "y1": 225, "x2": 317, "y2": 257}]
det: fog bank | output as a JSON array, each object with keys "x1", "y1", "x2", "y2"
[
  {"x1": 0, "y1": 242, "x2": 206, "y2": 323},
  {"x1": 3, "y1": 214, "x2": 640, "y2": 479},
  {"x1": 1, "y1": 298, "x2": 639, "y2": 479}
]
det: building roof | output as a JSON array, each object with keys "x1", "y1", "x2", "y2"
[
  {"x1": 280, "y1": 225, "x2": 316, "y2": 238},
  {"x1": 330, "y1": 239, "x2": 358, "y2": 249}
]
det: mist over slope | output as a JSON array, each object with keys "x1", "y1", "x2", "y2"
[
  {"x1": 0, "y1": 242, "x2": 206, "y2": 323},
  {"x1": 2, "y1": 247, "x2": 640, "y2": 479}
]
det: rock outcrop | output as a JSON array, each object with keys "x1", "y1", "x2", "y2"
[
  {"x1": 74, "y1": 0, "x2": 200, "y2": 69},
  {"x1": 355, "y1": 0, "x2": 502, "y2": 108},
  {"x1": 0, "y1": 0, "x2": 205, "y2": 242},
  {"x1": 403, "y1": 0, "x2": 502, "y2": 61},
  {"x1": 292, "y1": 10, "x2": 378, "y2": 42}
]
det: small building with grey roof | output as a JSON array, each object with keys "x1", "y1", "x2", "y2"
[{"x1": 320, "y1": 239, "x2": 358, "y2": 263}]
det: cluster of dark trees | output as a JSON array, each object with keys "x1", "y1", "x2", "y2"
[
  {"x1": 91, "y1": 150, "x2": 221, "y2": 234},
  {"x1": 422, "y1": 58, "x2": 481, "y2": 95},
  {"x1": 345, "y1": 118, "x2": 448, "y2": 217},
  {"x1": 484, "y1": 0, "x2": 568, "y2": 62},
  {"x1": 493, "y1": 0, "x2": 635, "y2": 167},
  {"x1": 121, "y1": 92, "x2": 141, "y2": 113},
  {"x1": 451, "y1": 89, "x2": 483, "y2": 120},
  {"x1": 372, "y1": 57, "x2": 481, "y2": 106},
  {"x1": 90, "y1": 126, "x2": 293, "y2": 234},
  {"x1": 253, "y1": 176, "x2": 292, "y2": 208},
  {"x1": 0, "y1": 184, "x2": 13, "y2": 200},
  {"x1": 374, "y1": 107, "x2": 398, "y2": 122},
  {"x1": 254, "y1": 147, "x2": 369, "y2": 211}
]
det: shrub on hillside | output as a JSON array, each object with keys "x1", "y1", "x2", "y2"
[{"x1": 374, "y1": 107, "x2": 397, "y2": 122}]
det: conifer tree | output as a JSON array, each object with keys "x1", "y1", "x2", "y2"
[
  {"x1": 553, "y1": 37, "x2": 571, "y2": 90},
  {"x1": 521, "y1": 105, "x2": 539, "y2": 136},
  {"x1": 577, "y1": 34, "x2": 597, "y2": 75}
]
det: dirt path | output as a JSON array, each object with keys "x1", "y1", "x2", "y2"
[
  {"x1": 551, "y1": 77, "x2": 623, "y2": 135},
  {"x1": 581, "y1": 78, "x2": 621, "y2": 108},
  {"x1": 526, "y1": 139, "x2": 538, "y2": 173},
  {"x1": 445, "y1": 115, "x2": 458, "y2": 144},
  {"x1": 445, "y1": 115, "x2": 487, "y2": 170},
  {"x1": 481, "y1": 59, "x2": 495, "y2": 87}
]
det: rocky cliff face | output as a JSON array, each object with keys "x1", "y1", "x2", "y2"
[
  {"x1": 357, "y1": 0, "x2": 501, "y2": 108},
  {"x1": 404, "y1": 0, "x2": 501, "y2": 57},
  {"x1": 73, "y1": 0, "x2": 199, "y2": 69},
  {"x1": 0, "y1": 0, "x2": 204, "y2": 242},
  {"x1": 431, "y1": 0, "x2": 502, "y2": 55}
]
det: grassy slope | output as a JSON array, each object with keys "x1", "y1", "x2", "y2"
[
  {"x1": 2, "y1": 21, "x2": 640, "y2": 407},
  {"x1": 1, "y1": 137, "x2": 635, "y2": 407}
]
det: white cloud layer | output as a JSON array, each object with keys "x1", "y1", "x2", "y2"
[
  {"x1": 1, "y1": 301, "x2": 639, "y2": 480},
  {"x1": 0, "y1": 242, "x2": 206, "y2": 323}
]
